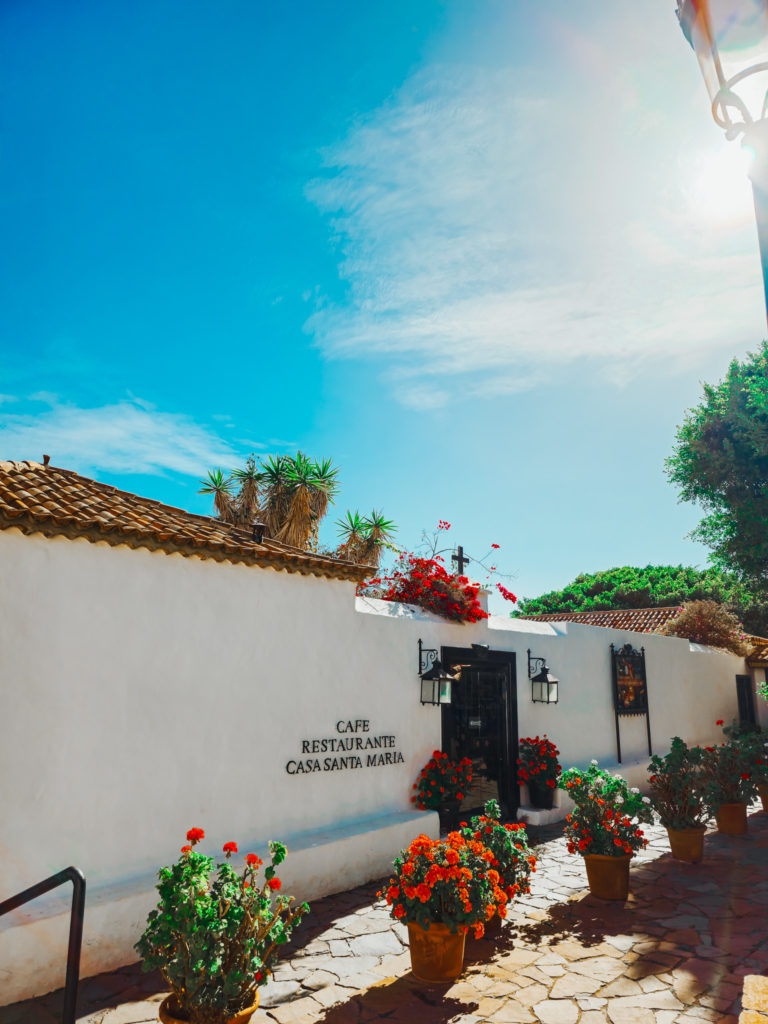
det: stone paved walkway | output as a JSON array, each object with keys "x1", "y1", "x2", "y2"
[{"x1": 3, "y1": 804, "x2": 767, "y2": 1024}]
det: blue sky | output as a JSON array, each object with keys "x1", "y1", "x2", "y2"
[{"x1": 2, "y1": 0, "x2": 766, "y2": 611}]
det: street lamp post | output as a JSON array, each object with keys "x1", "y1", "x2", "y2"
[{"x1": 676, "y1": 0, "x2": 768, "y2": 320}]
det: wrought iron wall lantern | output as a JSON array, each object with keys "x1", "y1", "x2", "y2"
[
  {"x1": 418, "y1": 639, "x2": 455, "y2": 706},
  {"x1": 527, "y1": 649, "x2": 559, "y2": 704}
]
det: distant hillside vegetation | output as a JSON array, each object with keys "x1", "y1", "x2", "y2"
[{"x1": 514, "y1": 565, "x2": 768, "y2": 637}]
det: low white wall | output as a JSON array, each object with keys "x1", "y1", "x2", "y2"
[
  {"x1": 0, "y1": 531, "x2": 441, "y2": 1003},
  {"x1": 0, "y1": 809, "x2": 435, "y2": 1004},
  {"x1": 0, "y1": 528, "x2": 749, "y2": 1004}
]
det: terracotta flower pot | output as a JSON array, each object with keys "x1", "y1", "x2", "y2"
[
  {"x1": 758, "y1": 782, "x2": 768, "y2": 813},
  {"x1": 583, "y1": 853, "x2": 631, "y2": 901},
  {"x1": 666, "y1": 826, "x2": 706, "y2": 863},
  {"x1": 159, "y1": 993, "x2": 260, "y2": 1024},
  {"x1": 407, "y1": 920, "x2": 466, "y2": 983},
  {"x1": 715, "y1": 802, "x2": 748, "y2": 834},
  {"x1": 528, "y1": 780, "x2": 555, "y2": 809}
]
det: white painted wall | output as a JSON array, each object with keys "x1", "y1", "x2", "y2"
[
  {"x1": 0, "y1": 529, "x2": 748, "y2": 1003},
  {"x1": 0, "y1": 530, "x2": 442, "y2": 1002}
]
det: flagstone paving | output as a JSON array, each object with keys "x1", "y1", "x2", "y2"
[{"x1": 3, "y1": 804, "x2": 766, "y2": 1024}]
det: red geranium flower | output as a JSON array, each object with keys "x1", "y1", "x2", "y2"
[
  {"x1": 186, "y1": 827, "x2": 205, "y2": 845},
  {"x1": 180, "y1": 845, "x2": 191, "y2": 854},
  {"x1": 223, "y1": 841, "x2": 238, "y2": 856},
  {"x1": 268, "y1": 877, "x2": 281, "y2": 891}
]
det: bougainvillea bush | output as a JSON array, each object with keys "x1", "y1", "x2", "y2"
[
  {"x1": 647, "y1": 737, "x2": 709, "y2": 829},
  {"x1": 380, "y1": 831, "x2": 508, "y2": 939},
  {"x1": 412, "y1": 750, "x2": 473, "y2": 810},
  {"x1": 517, "y1": 735, "x2": 561, "y2": 791},
  {"x1": 361, "y1": 553, "x2": 488, "y2": 623},
  {"x1": 559, "y1": 763, "x2": 654, "y2": 857},
  {"x1": 659, "y1": 600, "x2": 748, "y2": 655},
  {"x1": 135, "y1": 829, "x2": 308, "y2": 1024},
  {"x1": 460, "y1": 800, "x2": 536, "y2": 904}
]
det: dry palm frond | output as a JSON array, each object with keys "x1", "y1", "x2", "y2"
[
  {"x1": 232, "y1": 455, "x2": 262, "y2": 527},
  {"x1": 336, "y1": 509, "x2": 366, "y2": 562},
  {"x1": 359, "y1": 509, "x2": 396, "y2": 567},
  {"x1": 198, "y1": 468, "x2": 236, "y2": 523},
  {"x1": 276, "y1": 484, "x2": 314, "y2": 549},
  {"x1": 274, "y1": 453, "x2": 319, "y2": 550},
  {"x1": 260, "y1": 455, "x2": 293, "y2": 538},
  {"x1": 309, "y1": 457, "x2": 340, "y2": 522}
]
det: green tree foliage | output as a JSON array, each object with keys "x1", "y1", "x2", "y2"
[
  {"x1": 514, "y1": 564, "x2": 768, "y2": 636},
  {"x1": 516, "y1": 564, "x2": 745, "y2": 615},
  {"x1": 666, "y1": 342, "x2": 768, "y2": 592}
]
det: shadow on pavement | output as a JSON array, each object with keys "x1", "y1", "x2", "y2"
[{"x1": 311, "y1": 973, "x2": 478, "y2": 1024}]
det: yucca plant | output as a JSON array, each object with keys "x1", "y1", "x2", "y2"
[
  {"x1": 276, "y1": 452, "x2": 319, "y2": 549},
  {"x1": 231, "y1": 454, "x2": 262, "y2": 527},
  {"x1": 307, "y1": 457, "x2": 340, "y2": 550},
  {"x1": 198, "y1": 469, "x2": 236, "y2": 522},
  {"x1": 336, "y1": 510, "x2": 367, "y2": 562},
  {"x1": 259, "y1": 455, "x2": 293, "y2": 539},
  {"x1": 360, "y1": 510, "x2": 396, "y2": 567},
  {"x1": 336, "y1": 509, "x2": 396, "y2": 566}
]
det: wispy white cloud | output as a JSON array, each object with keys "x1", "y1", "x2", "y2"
[
  {"x1": 0, "y1": 399, "x2": 240, "y2": 478},
  {"x1": 304, "y1": 9, "x2": 766, "y2": 407}
]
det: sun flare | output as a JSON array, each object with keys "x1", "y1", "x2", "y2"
[{"x1": 684, "y1": 145, "x2": 755, "y2": 228}]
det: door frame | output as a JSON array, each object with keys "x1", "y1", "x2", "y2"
[{"x1": 440, "y1": 646, "x2": 518, "y2": 817}]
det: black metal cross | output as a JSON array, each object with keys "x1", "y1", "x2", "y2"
[{"x1": 452, "y1": 545, "x2": 470, "y2": 575}]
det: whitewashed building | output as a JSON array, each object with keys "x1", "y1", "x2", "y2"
[{"x1": 0, "y1": 459, "x2": 764, "y2": 1004}]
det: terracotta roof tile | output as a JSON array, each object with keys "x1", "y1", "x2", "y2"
[
  {"x1": 519, "y1": 607, "x2": 682, "y2": 632},
  {"x1": 0, "y1": 460, "x2": 370, "y2": 582},
  {"x1": 746, "y1": 639, "x2": 768, "y2": 667}
]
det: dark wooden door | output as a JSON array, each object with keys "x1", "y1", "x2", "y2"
[{"x1": 441, "y1": 655, "x2": 517, "y2": 818}]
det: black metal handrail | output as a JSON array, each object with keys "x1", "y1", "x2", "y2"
[{"x1": 0, "y1": 866, "x2": 85, "y2": 1024}]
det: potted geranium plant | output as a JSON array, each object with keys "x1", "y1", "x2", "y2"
[
  {"x1": 136, "y1": 828, "x2": 309, "y2": 1024},
  {"x1": 647, "y1": 737, "x2": 709, "y2": 862},
  {"x1": 460, "y1": 799, "x2": 536, "y2": 924},
  {"x1": 517, "y1": 735, "x2": 561, "y2": 809},
  {"x1": 559, "y1": 762, "x2": 653, "y2": 900},
  {"x1": 722, "y1": 720, "x2": 768, "y2": 813},
  {"x1": 701, "y1": 726, "x2": 759, "y2": 834},
  {"x1": 380, "y1": 831, "x2": 507, "y2": 983},
  {"x1": 411, "y1": 750, "x2": 473, "y2": 828}
]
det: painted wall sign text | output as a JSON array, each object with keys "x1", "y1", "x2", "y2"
[{"x1": 286, "y1": 719, "x2": 405, "y2": 775}]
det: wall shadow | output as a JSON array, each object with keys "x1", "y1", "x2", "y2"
[{"x1": 312, "y1": 974, "x2": 478, "y2": 1024}]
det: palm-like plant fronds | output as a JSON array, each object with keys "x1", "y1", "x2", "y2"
[
  {"x1": 231, "y1": 454, "x2": 262, "y2": 526},
  {"x1": 359, "y1": 509, "x2": 397, "y2": 567},
  {"x1": 309, "y1": 457, "x2": 340, "y2": 521},
  {"x1": 336, "y1": 509, "x2": 374, "y2": 563},
  {"x1": 198, "y1": 468, "x2": 236, "y2": 522},
  {"x1": 260, "y1": 455, "x2": 293, "y2": 538},
  {"x1": 276, "y1": 452, "x2": 319, "y2": 549},
  {"x1": 306, "y1": 456, "x2": 340, "y2": 550}
]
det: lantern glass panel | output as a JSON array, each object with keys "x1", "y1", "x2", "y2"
[
  {"x1": 421, "y1": 676, "x2": 436, "y2": 705},
  {"x1": 547, "y1": 679, "x2": 559, "y2": 704},
  {"x1": 438, "y1": 678, "x2": 452, "y2": 704},
  {"x1": 682, "y1": 0, "x2": 768, "y2": 127}
]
